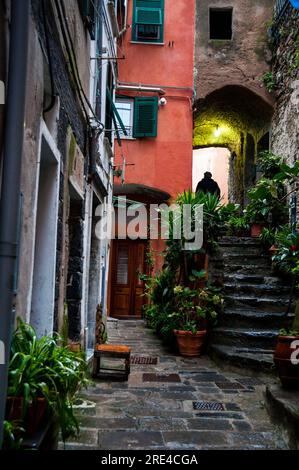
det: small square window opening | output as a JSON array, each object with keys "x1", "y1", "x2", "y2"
[{"x1": 209, "y1": 8, "x2": 233, "y2": 40}]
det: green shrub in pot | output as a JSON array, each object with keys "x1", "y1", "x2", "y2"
[{"x1": 7, "y1": 319, "x2": 90, "y2": 442}]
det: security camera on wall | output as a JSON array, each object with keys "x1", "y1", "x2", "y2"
[{"x1": 159, "y1": 97, "x2": 167, "y2": 106}]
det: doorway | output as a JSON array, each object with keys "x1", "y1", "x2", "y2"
[
  {"x1": 31, "y1": 135, "x2": 60, "y2": 337},
  {"x1": 193, "y1": 147, "x2": 230, "y2": 203},
  {"x1": 110, "y1": 239, "x2": 146, "y2": 318}
]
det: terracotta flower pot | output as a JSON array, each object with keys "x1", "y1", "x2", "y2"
[
  {"x1": 250, "y1": 223, "x2": 265, "y2": 238},
  {"x1": 274, "y1": 335, "x2": 299, "y2": 389},
  {"x1": 269, "y1": 244, "x2": 278, "y2": 257},
  {"x1": 6, "y1": 396, "x2": 48, "y2": 435},
  {"x1": 173, "y1": 329, "x2": 207, "y2": 357}
]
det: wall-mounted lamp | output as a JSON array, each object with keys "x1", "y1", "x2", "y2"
[{"x1": 214, "y1": 125, "x2": 221, "y2": 138}]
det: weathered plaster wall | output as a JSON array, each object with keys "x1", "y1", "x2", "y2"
[
  {"x1": 194, "y1": 0, "x2": 274, "y2": 205},
  {"x1": 195, "y1": 0, "x2": 274, "y2": 105},
  {"x1": 16, "y1": 16, "x2": 44, "y2": 321}
]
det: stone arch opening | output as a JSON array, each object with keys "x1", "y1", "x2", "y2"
[{"x1": 193, "y1": 85, "x2": 273, "y2": 206}]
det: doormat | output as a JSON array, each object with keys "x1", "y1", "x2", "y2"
[
  {"x1": 193, "y1": 401, "x2": 225, "y2": 411},
  {"x1": 143, "y1": 373, "x2": 181, "y2": 383},
  {"x1": 131, "y1": 356, "x2": 158, "y2": 365}
]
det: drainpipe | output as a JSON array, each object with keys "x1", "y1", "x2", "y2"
[{"x1": 0, "y1": 0, "x2": 30, "y2": 447}]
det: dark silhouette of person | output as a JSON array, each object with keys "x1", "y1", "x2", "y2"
[{"x1": 196, "y1": 172, "x2": 221, "y2": 199}]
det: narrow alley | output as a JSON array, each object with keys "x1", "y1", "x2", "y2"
[{"x1": 65, "y1": 320, "x2": 285, "y2": 450}]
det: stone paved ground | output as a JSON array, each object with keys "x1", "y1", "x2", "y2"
[{"x1": 63, "y1": 320, "x2": 286, "y2": 450}]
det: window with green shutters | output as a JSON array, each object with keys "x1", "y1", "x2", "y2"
[
  {"x1": 133, "y1": 97, "x2": 158, "y2": 138},
  {"x1": 132, "y1": 0, "x2": 165, "y2": 43}
]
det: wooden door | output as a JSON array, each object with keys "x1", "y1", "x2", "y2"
[{"x1": 111, "y1": 240, "x2": 146, "y2": 318}]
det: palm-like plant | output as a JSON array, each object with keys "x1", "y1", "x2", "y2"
[{"x1": 7, "y1": 319, "x2": 90, "y2": 442}]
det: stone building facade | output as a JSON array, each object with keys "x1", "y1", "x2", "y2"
[
  {"x1": 270, "y1": 1, "x2": 299, "y2": 224},
  {"x1": 270, "y1": 2, "x2": 299, "y2": 163},
  {"x1": 0, "y1": 0, "x2": 119, "y2": 352},
  {"x1": 193, "y1": 0, "x2": 275, "y2": 205}
]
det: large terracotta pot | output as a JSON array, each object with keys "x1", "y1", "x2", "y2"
[
  {"x1": 173, "y1": 329, "x2": 207, "y2": 357},
  {"x1": 250, "y1": 223, "x2": 265, "y2": 238},
  {"x1": 274, "y1": 335, "x2": 299, "y2": 389},
  {"x1": 6, "y1": 396, "x2": 48, "y2": 435}
]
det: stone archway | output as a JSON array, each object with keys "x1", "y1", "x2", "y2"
[{"x1": 193, "y1": 85, "x2": 273, "y2": 206}]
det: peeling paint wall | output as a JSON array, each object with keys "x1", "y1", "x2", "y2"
[
  {"x1": 194, "y1": 0, "x2": 274, "y2": 205},
  {"x1": 195, "y1": 0, "x2": 274, "y2": 105}
]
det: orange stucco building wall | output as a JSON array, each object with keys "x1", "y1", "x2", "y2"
[{"x1": 114, "y1": 0, "x2": 195, "y2": 198}]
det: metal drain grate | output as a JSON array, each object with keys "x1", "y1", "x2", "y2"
[
  {"x1": 193, "y1": 401, "x2": 225, "y2": 411},
  {"x1": 143, "y1": 373, "x2": 181, "y2": 383},
  {"x1": 131, "y1": 356, "x2": 158, "y2": 365}
]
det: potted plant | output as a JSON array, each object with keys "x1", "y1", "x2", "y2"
[
  {"x1": 6, "y1": 319, "x2": 90, "y2": 445},
  {"x1": 227, "y1": 215, "x2": 250, "y2": 237},
  {"x1": 274, "y1": 301, "x2": 299, "y2": 389},
  {"x1": 171, "y1": 286, "x2": 222, "y2": 357},
  {"x1": 274, "y1": 258, "x2": 299, "y2": 389},
  {"x1": 245, "y1": 178, "x2": 287, "y2": 237}
]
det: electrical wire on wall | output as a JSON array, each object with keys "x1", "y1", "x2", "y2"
[{"x1": 54, "y1": 0, "x2": 105, "y2": 132}]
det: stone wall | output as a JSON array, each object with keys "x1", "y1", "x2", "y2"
[
  {"x1": 193, "y1": 0, "x2": 275, "y2": 206},
  {"x1": 194, "y1": 0, "x2": 274, "y2": 105},
  {"x1": 270, "y1": 6, "x2": 299, "y2": 226},
  {"x1": 271, "y1": 7, "x2": 299, "y2": 166}
]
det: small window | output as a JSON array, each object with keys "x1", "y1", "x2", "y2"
[
  {"x1": 115, "y1": 98, "x2": 134, "y2": 138},
  {"x1": 209, "y1": 8, "x2": 233, "y2": 40},
  {"x1": 133, "y1": 97, "x2": 158, "y2": 138},
  {"x1": 132, "y1": 0, "x2": 164, "y2": 43}
]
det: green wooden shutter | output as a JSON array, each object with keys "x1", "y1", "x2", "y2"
[
  {"x1": 132, "y1": 0, "x2": 164, "y2": 42},
  {"x1": 133, "y1": 97, "x2": 158, "y2": 138}
]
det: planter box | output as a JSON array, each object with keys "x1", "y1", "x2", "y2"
[{"x1": 6, "y1": 396, "x2": 48, "y2": 436}]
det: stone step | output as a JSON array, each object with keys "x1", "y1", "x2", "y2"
[
  {"x1": 219, "y1": 237, "x2": 261, "y2": 245},
  {"x1": 209, "y1": 344, "x2": 275, "y2": 372},
  {"x1": 220, "y1": 244, "x2": 265, "y2": 255},
  {"x1": 224, "y1": 263, "x2": 272, "y2": 274},
  {"x1": 224, "y1": 282, "x2": 290, "y2": 297},
  {"x1": 225, "y1": 294, "x2": 289, "y2": 312},
  {"x1": 212, "y1": 327, "x2": 279, "y2": 349},
  {"x1": 222, "y1": 253, "x2": 270, "y2": 266},
  {"x1": 217, "y1": 308, "x2": 293, "y2": 328},
  {"x1": 265, "y1": 385, "x2": 299, "y2": 450},
  {"x1": 223, "y1": 273, "x2": 285, "y2": 285}
]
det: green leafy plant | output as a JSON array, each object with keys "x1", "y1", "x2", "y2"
[
  {"x1": 7, "y1": 319, "x2": 90, "y2": 442},
  {"x1": 257, "y1": 151, "x2": 284, "y2": 178},
  {"x1": 245, "y1": 177, "x2": 287, "y2": 227},
  {"x1": 3, "y1": 420, "x2": 25, "y2": 450},
  {"x1": 169, "y1": 285, "x2": 223, "y2": 333},
  {"x1": 272, "y1": 230, "x2": 299, "y2": 273},
  {"x1": 262, "y1": 71, "x2": 276, "y2": 92},
  {"x1": 227, "y1": 215, "x2": 250, "y2": 236}
]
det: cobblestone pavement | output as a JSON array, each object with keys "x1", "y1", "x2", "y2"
[{"x1": 64, "y1": 320, "x2": 286, "y2": 450}]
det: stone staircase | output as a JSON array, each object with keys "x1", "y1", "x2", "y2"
[{"x1": 209, "y1": 237, "x2": 293, "y2": 372}]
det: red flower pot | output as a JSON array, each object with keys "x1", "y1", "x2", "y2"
[
  {"x1": 250, "y1": 223, "x2": 265, "y2": 238},
  {"x1": 274, "y1": 335, "x2": 299, "y2": 389},
  {"x1": 6, "y1": 396, "x2": 48, "y2": 435},
  {"x1": 173, "y1": 330, "x2": 207, "y2": 357}
]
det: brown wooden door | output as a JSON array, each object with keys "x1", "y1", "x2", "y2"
[{"x1": 111, "y1": 240, "x2": 146, "y2": 318}]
